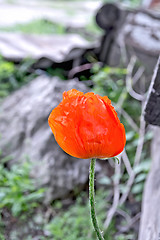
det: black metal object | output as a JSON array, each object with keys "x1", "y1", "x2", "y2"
[
  {"x1": 96, "y1": 3, "x2": 120, "y2": 31},
  {"x1": 96, "y1": 3, "x2": 121, "y2": 65},
  {"x1": 145, "y1": 56, "x2": 160, "y2": 126},
  {"x1": 68, "y1": 3, "x2": 122, "y2": 78}
]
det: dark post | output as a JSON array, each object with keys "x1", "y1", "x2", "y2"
[{"x1": 145, "y1": 56, "x2": 160, "y2": 126}]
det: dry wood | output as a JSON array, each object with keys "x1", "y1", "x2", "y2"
[
  {"x1": 138, "y1": 127, "x2": 160, "y2": 240},
  {"x1": 139, "y1": 57, "x2": 160, "y2": 240}
]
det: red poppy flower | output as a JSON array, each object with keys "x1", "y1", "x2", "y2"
[{"x1": 48, "y1": 89, "x2": 126, "y2": 159}]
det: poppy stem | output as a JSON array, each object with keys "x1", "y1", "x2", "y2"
[{"x1": 89, "y1": 158, "x2": 104, "y2": 240}]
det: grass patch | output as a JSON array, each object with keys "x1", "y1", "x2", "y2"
[
  {"x1": 0, "y1": 19, "x2": 66, "y2": 35},
  {"x1": 0, "y1": 56, "x2": 37, "y2": 99},
  {"x1": 46, "y1": 190, "x2": 115, "y2": 240},
  {"x1": 0, "y1": 155, "x2": 45, "y2": 217}
]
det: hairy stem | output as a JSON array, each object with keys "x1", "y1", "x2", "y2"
[{"x1": 89, "y1": 158, "x2": 104, "y2": 240}]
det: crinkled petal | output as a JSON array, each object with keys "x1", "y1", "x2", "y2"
[{"x1": 48, "y1": 89, "x2": 126, "y2": 159}]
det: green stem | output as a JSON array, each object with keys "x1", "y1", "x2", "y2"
[{"x1": 89, "y1": 158, "x2": 104, "y2": 240}]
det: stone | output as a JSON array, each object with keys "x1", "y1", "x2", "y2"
[
  {"x1": 0, "y1": 76, "x2": 91, "y2": 203},
  {"x1": 0, "y1": 32, "x2": 91, "y2": 63},
  {"x1": 0, "y1": 1, "x2": 101, "y2": 28}
]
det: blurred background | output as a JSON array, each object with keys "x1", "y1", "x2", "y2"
[{"x1": 0, "y1": 0, "x2": 160, "y2": 239}]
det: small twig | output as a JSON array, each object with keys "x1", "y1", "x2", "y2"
[
  {"x1": 120, "y1": 106, "x2": 146, "y2": 205},
  {"x1": 119, "y1": 171, "x2": 135, "y2": 206},
  {"x1": 121, "y1": 149, "x2": 133, "y2": 177},
  {"x1": 120, "y1": 108, "x2": 139, "y2": 132},
  {"x1": 132, "y1": 66, "x2": 145, "y2": 85},
  {"x1": 104, "y1": 156, "x2": 121, "y2": 228},
  {"x1": 126, "y1": 81, "x2": 144, "y2": 101},
  {"x1": 116, "y1": 56, "x2": 141, "y2": 112},
  {"x1": 108, "y1": 158, "x2": 115, "y2": 168},
  {"x1": 134, "y1": 115, "x2": 146, "y2": 166},
  {"x1": 118, "y1": 212, "x2": 141, "y2": 233},
  {"x1": 116, "y1": 88, "x2": 127, "y2": 112},
  {"x1": 126, "y1": 56, "x2": 145, "y2": 101},
  {"x1": 116, "y1": 208, "x2": 131, "y2": 223}
]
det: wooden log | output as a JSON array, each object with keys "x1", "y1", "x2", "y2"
[
  {"x1": 145, "y1": 57, "x2": 160, "y2": 126},
  {"x1": 138, "y1": 57, "x2": 160, "y2": 239},
  {"x1": 138, "y1": 127, "x2": 160, "y2": 240}
]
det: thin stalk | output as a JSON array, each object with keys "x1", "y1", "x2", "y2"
[{"x1": 89, "y1": 158, "x2": 104, "y2": 240}]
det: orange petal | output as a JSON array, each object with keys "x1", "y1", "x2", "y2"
[{"x1": 48, "y1": 89, "x2": 126, "y2": 159}]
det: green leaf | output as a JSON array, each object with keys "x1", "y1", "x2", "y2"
[
  {"x1": 114, "y1": 157, "x2": 120, "y2": 164},
  {"x1": 132, "y1": 182, "x2": 144, "y2": 194},
  {"x1": 135, "y1": 173, "x2": 146, "y2": 183},
  {"x1": 134, "y1": 161, "x2": 151, "y2": 174},
  {"x1": 98, "y1": 176, "x2": 111, "y2": 185}
]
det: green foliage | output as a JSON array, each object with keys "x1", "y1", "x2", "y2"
[
  {"x1": 0, "y1": 155, "x2": 45, "y2": 217},
  {"x1": 46, "y1": 67, "x2": 67, "y2": 80},
  {"x1": 0, "y1": 57, "x2": 15, "y2": 98},
  {"x1": 0, "y1": 233, "x2": 5, "y2": 240},
  {"x1": 46, "y1": 190, "x2": 117, "y2": 240},
  {"x1": 103, "y1": 0, "x2": 141, "y2": 7},
  {"x1": 91, "y1": 64, "x2": 127, "y2": 102},
  {"x1": 132, "y1": 159, "x2": 151, "y2": 201},
  {"x1": 0, "y1": 56, "x2": 36, "y2": 99},
  {"x1": 46, "y1": 189, "x2": 137, "y2": 239},
  {"x1": 0, "y1": 19, "x2": 65, "y2": 35},
  {"x1": 115, "y1": 234, "x2": 135, "y2": 240}
]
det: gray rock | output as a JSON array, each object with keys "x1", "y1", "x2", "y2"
[
  {"x1": 0, "y1": 33, "x2": 91, "y2": 62},
  {"x1": 0, "y1": 76, "x2": 91, "y2": 203},
  {"x1": 0, "y1": 1, "x2": 101, "y2": 28}
]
